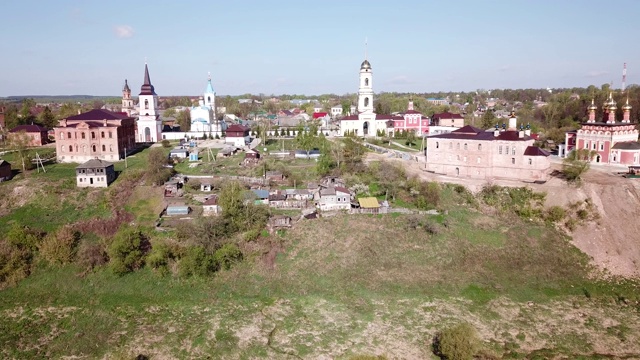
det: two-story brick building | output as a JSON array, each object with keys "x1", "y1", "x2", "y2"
[{"x1": 54, "y1": 109, "x2": 136, "y2": 163}]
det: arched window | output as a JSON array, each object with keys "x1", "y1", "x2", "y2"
[
  {"x1": 511, "y1": 158, "x2": 515, "y2": 164},
  {"x1": 478, "y1": 144, "x2": 482, "y2": 151},
  {"x1": 67, "y1": 132, "x2": 71, "y2": 139},
  {"x1": 449, "y1": 142, "x2": 453, "y2": 149},
  {"x1": 365, "y1": 78, "x2": 369, "y2": 86},
  {"x1": 109, "y1": 145, "x2": 113, "y2": 152},
  {"x1": 81, "y1": 132, "x2": 85, "y2": 139},
  {"x1": 364, "y1": 97, "x2": 369, "y2": 107},
  {"x1": 512, "y1": 147, "x2": 516, "y2": 155},
  {"x1": 145, "y1": 99, "x2": 149, "y2": 109},
  {"x1": 91, "y1": 132, "x2": 95, "y2": 139},
  {"x1": 82, "y1": 145, "x2": 87, "y2": 153},
  {"x1": 207, "y1": 96, "x2": 211, "y2": 103},
  {"x1": 109, "y1": 131, "x2": 113, "y2": 139},
  {"x1": 436, "y1": 142, "x2": 439, "y2": 149},
  {"x1": 92, "y1": 145, "x2": 96, "y2": 152},
  {"x1": 101, "y1": 131, "x2": 105, "y2": 138},
  {"x1": 102, "y1": 145, "x2": 106, "y2": 151},
  {"x1": 59, "y1": 132, "x2": 64, "y2": 140}
]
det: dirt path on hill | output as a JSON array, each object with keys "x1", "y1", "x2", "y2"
[{"x1": 366, "y1": 152, "x2": 640, "y2": 277}]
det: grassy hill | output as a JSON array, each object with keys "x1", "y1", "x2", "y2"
[{"x1": 1, "y1": 146, "x2": 639, "y2": 359}]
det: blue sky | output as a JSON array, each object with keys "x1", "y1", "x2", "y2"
[{"x1": 1, "y1": 0, "x2": 639, "y2": 96}]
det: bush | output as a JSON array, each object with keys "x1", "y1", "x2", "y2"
[
  {"x1": 178, "y1": 246, "x2": 218, "y2": 277},
  {"x1": 147, "y1": 242, "x2": 173, "y2": 276},
  {"x1": 0, "y1": 225, "x2": 42, "y2": 287},
  {"x1": 77, "y1": 241, "x2": 108, "y2": 271},
  {"x1": 39, "y1": 226, "x2": 80, "y2": 265},
  {"x1": 107, "y1": 227, "x2": 149, "y2": 276},
  {"x1": 545, "y1": 206, "x2": 566, "y2": 223},
  {"x1": 214, "y1": 243, "x2": 243, "y2": 270},
  {"x1": 161, "y1": 139, "x2": 171, "y2": 148},
  {"x1": 433, "y1": 323, "x2": 480, "y2": 360}
]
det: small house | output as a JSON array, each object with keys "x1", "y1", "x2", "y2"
[
  {"x1": 245, "y1": 148, "x2": 260, "y2": 159},
  {"x1": 265, "y1": 171, "x2": 285, "y2": 182},
  {"x1": 203, "y1": 196, "x2": 221, "y2": 216},
  {"x1": 166, "y1": 205, "x2": 191, "y2": 216},
  {"x1": 251, "y1": 189, "x2": 270, "y2": 205},
  {"x1": 170, "y1": 148, "x2": 189, "y2": 159},
  {"x1": 268, "y1": 191, "x2": 287, "y2": 207},
  {"x1": 8, "y1": 124, "x2": 49, "y2": 146},
  {"x1": 0, "y1": 160, "x2": 12, "y2": 181},
  {"x1": 225, "y1": 124, "x2": 251, "y2": 147},
  {"x1": 164, "y1": 180, "x2": 181, "y2": 197},
  {"x1": 317, "y1": 186, "x2": 351, "y2": 211},
  {"x1": 200, "y1": 182, "x2": 213, "y2": 192},
  {"x1": 219, "y1": 146, "x2": 237, "y2": 157},
  {"x1": 76, "y1": 159, "x2": 116, "y2": 188}
]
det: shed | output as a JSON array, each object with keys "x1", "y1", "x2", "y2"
[
  {"x1": 166, "y1": 205, "x2": 191, "y2": 216},
  {"x1": 245, "y1": 148, "x2": 260, "y2": 159},
  {"x1": 170, "y1": 148, "x2": 189, "y2": 159},
  {"x1": 0, "y1": 160, "x2": 12, "y2": 181},
  {"x1": 189, "y1": 150, "x2": 199, "y2": 162},
  {"x1": 201, "y1": 182, "x2": 213, "y2": 192},
  {"x1": 358, "y1": 197, "x2": 380, "y2": 209}
]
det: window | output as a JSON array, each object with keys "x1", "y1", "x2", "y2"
[
  {"x1": 512, "y1": 147, "x2": 516, "y2": 155},
  {"x1": 81, "y1": 132, "x2": 86, "y2": 139},
  {"x1": 364, "y1": 97, "x2": 369, "y2": 107},
  {"x1": 365, "y1": 78, "x2": 369, "y2": 86},
  {"x1": 91, "y1": 132, "x2": 95, "y2": 139},
  {"x1": 528, "y1": 158, "x2": 532, "y2": 165},
  {"x1": 82, "y1": 145, "x2": 86, "y2": 153},
  {"x1": 511, "y1": 158, "x2": 515, "y2": 164},
  {"x1": 599, "y1": 143, "x2": 604, "y2": 151},
  {"x1": 584, "y1": 141, "x2": 589, "y2": 149},
  {"x1": 109, "y1": 131, "x2": 113, "y2": 139},
  {"x1": 59, "y1": 132, "x2": 64, "y2": 140},
  {"x1": 464, "y1": 143, "x2": 467, "y2": 150},
  {"x1": 67, "y1": 132, "x2": 71, "y2": 139},
  {"x1": 109, "y1": 145, "x2": 113, "y2": 152},
  {"x1": 102, "y1": 145, "x2": 106, "y2": 151},
  {"x1": 145, "y1": 99, "x2": 149, "y2": 109},
  {"x1": 457, "y1": 155, "x2": 460, "y2": 161},
  {"x1": 456, "y1": 143, "x2": 460, "y2": 150},
  {"x1": 92, "y1": 145, "x2": 96, "y2": 152},
  {"x1": 499, "y1": 145, "x2": 502, "y2": 154},
  {"x1": 592, "y1": 142, "x2": 596, "y2": 150},
  {"x1": 436, "y1": 142, "x2": 439, "y2": 149},
  {"x1": 449, "y1": 142, "x2": 453, "y2": 149},
  {"x1": 101, "y1": 131, "x2": 105, "y2": 138}
]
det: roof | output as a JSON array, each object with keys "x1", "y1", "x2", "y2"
[
  {"x1": 76, "y1": 159, "x2": 114, "y2": 169},
  {"x1": 166, "y1": 205, "x2": 190, "y2": 213},
  {"x1": 252, "y1": 189, "x2": 269, "y2": 199},
  {"x1": 360, "y1": 59, "x2": 371, "y2": 70},
  {"x1": 269, "y1": 192, "x2": 287, "y2": 201},
  {"x1": 0, "y1": 160, "x2": 10, "y2": 167},
  {"x1": 123, "y1": 79, "x2": 131, "y2": 92},
  {"x1": 65, "y1": 109, "x2": 131, "y2": 121},
  {"x1": 9, "y1": 124, "x2": 48, "y2": 132},
  {"x1": 404, "y1": 110, "x2": 422, "y2": 115},
  {"x1": 581, "y1": 121, "x2": 634, "y2": 127},
  {"x1": 226, "y1": 124, "x2": 250, "y2": 132},
  {"x1": 358, "y1": 197, "x2": 380, "y2": 209},
  {"x1": 612, "y1": 142, "x2": 640, "y2": 150},
  {"x1": 139, "y1": 63, "x2": 157, "y2": 96},
  {"x1": 60, "y1": 121, "x2": 120, "y2": 129},
  {"x1": 429, "y1": 126, "x2": 533, "y2": 142},
  {"x1": 313, "y1": 112, "x2": 328, "y2": 118},
  {"x1": 523, "y1": 146, "x2": 551, "y2": 156},
  {"x1": 432, "y1": 112, "x2": 464, "y2": 119},
  {"x1": 203, "y1": 196, "x2": 218, "y2": 205},
  {"x1": 334, "y1": 186, "x2": 350, "y2": 195},
  {"x1": 205, "y1": 78, "x2": 215, "y2": 94}
]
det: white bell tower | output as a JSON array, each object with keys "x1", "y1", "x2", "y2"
[
  {"x1": 204, "y1": 72, "x2": 216, "y2": 119},
  {"x1": 358, "y1": 59, "x2": 374, "y2": 114},
  {"x1": 136, "y1": 63, "x2": 162, "y2": 143}
]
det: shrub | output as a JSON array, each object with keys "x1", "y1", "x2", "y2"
[
  {"x1": 161, "y1": 139, "x2": 171, "y2": 148},
  {"x1": 545, "y1": 206, "x2": 566, "y2": 223},
  {"x1": 214, "y1": 243, "x2": 243, "y2": 270},
  {"x1": 433, "y1": 323, "x2": 480, "y2": 360},
  {"x1": 178, "y1": 246, "x2": 218, "y2": 277},
  {"x1": 576, "y1": 209, "x2": 589, "y2": 220},
  {"x1": 39, "y1": 226, "x2": 81, "y2": 265},
  {"x1": 107, "y1": 227, "x2": 149, "y2": 276},
  {"x1": 77, "y1": 241, "x2": 108, "y2": 271},
  {"x1": 0, "y1": 225, "x2": 42, "y2": 287},
  {"x1": 147, "y1": 242, "x2": 173, "y2": 276}
]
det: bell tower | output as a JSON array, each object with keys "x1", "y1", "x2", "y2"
[
  {"x1": 136, "y1": 63, "x2": 162, "y2": 143},
  {"x1": 358, "y1": 59, "x2": 374, "y2": 114},
  {"x1": 121, "y1": 79, "x2": 134, "y2": 116}
]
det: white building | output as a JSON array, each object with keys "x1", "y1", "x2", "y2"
[
  {"x1": 189, "y1": 74, "x2": 226, "y2": 137},
  {"x1": 136, "y1": 63, "x2": 162, "y2": 143},
  {"x1": 340, "y1": 59, "x2": 394, "y2": 137}
]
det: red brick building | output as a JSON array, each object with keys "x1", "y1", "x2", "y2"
[
  {"x1": 8, "y1": 124, "x2": 49, "y2": 146},
  {"x1": 54, "y1": 109, "x2": 136, "y2": 163}
]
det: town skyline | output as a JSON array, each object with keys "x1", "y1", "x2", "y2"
[{"x1": 2, "y1": 0, "x2": 640, "y2": 97}]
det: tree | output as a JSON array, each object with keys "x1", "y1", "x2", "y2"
[
  {"x1": 38, "y1": 106, "x2": 57, "y2": 129},
  {"x1": 176, "y1": 110, "x2": 191, "y2": 131},
  {"x1": 19, "y1": 98, "x2": 36, "y2": 125},
  {"x1": 108, "y1": 226, "x2": 149, "y2": 276},
  {"x1": 146, "y1": 148, "x2": 173, "y2": 185},
  {"x1": 7, "y1": 131, "x2": 33, "y2": 173},
  {"x1": 405, "y1": 130, "x2": 416, "y2": 146},
  {"x1": 480, "y1": 110, "x2": 496, "y2": 130},
  {"x1": 433, "y1": 323, "x2": 480, "y2": 360},
  {"x1": 562, "y1": 148, "x2": 596, "y2": 182},
  {"x1": 295, "y1": 124, "x2": 318, "y2": 159}
]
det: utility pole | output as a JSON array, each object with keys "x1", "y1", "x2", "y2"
[{"x1": 124, "y1": 147, "x2": 128, "y2": 168}]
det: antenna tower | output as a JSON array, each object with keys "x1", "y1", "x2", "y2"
[{"x1": 622, "y1": 62, "x2": 627, "y2": 91}]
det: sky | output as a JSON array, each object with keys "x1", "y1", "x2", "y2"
[{"x1": 1, "y1": 0, "x2": 639, "y2": 97}]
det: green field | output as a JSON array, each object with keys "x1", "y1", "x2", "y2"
[{"x1": 1, "y1": 144, "x2": 640, "y2": 359}]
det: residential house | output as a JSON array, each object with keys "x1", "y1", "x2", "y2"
[
  {"x1": 76, "y1": 159, "x2": 116, "y2": 188},
  {"x1": 202, "y1": 195, "x2": 221, "y2": 216},
  {"x1": 431, "y1": 112, "x2": 465, "y2": 128},
  {"x1": 225, "y1": 124, "x2": 250, "y2": 147},
  {"x1": 170, "y1": 147, "x2": 189, "y2": 159},
  {"x1": 391, "y1": 101, "x2": 430, "y2": 135},
  {"x1": 313, "y1": 104, "x2": 323, "y2": 113},
  {"x1": 200, "y1": 182, "x2": 213, "y2": 192},
  {"x1": 316, "y1": 186, "x2": 351, "y2": 211},
  {"x1": 55, "y1": 109, "x2": 136, "y2": 163},
  {"x1": 245, "y1": 148, "x2": 260, "y2": 159},
  {"x1": 266, "y1": 171, "x2": 285, "y2": 182},
  {"x1": 251, "y1": 189, "x2": 270, "y2": 205},
  {"x1": 8, "y1": 124, "x2": 49, "y2": 146},
  {"x1": 0, "y1": 160, "x2": 12, "y2": 181}
]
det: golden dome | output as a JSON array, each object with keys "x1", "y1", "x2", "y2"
[
  {"x1": 588, "y1": 99, "x2": 597, "y2": 111},
  {"x1": 622, "y1": 99, "x2": 632, "y2": 111}
]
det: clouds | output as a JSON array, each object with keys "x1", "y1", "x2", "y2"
[{"x1": 113, "y1": 25, "x2": 134, "y2": 39}]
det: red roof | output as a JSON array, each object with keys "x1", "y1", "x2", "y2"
[
  {"x1": 226, "y1": 124, "x2": 250, "y2": 132},
  {"x1": 313, "y1": 112, "x2": 328, "y2": 119},
  {"x1": 432, "y1": 112, "x2": 464, "y2": 119},
  {"x1": 523, "y1": 146, "x2": 550, "y2": 156},
  {"x1": 10, "y1": 124, "x2": 48, "y2": 133},
  {"x1": 404, "y1": 110, "x2": 422, "y2": 115},
  {"x1": 61, "y1": 121, "x2": 119, "y2": 128},
  {"x1": 203, "y1": 196, "x2": 218, "y2": 205},
  {"x1": 340, "y1": 115, "x2": 359, "y2": 121},
  {"x1": 65, "y1": 109, "x2": 132, "y2": 121},
  {"x1": 334, "y1": 186, "x2": 350, "y2": 194}
]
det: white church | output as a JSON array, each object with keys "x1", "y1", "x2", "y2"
[
  {"x1": 135, "y1": 63, "x2": 162, "y2": 143},
  {"x1": 340, "y1": 58, "x2": 395, "y2": 137},
  {"x1": 188, "y1": 74, "x2": 226, "y2": 137}
]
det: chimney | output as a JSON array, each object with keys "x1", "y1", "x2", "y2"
[
  {"x1": 77, "y1": 109, "x2": 81, "y2": 115},
  {"x1": 493, "y1": 124, "x2": 500, "y2": 137},
  {"x1": 103, "y1": 119, "x2": 108, "y2": 126}
]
